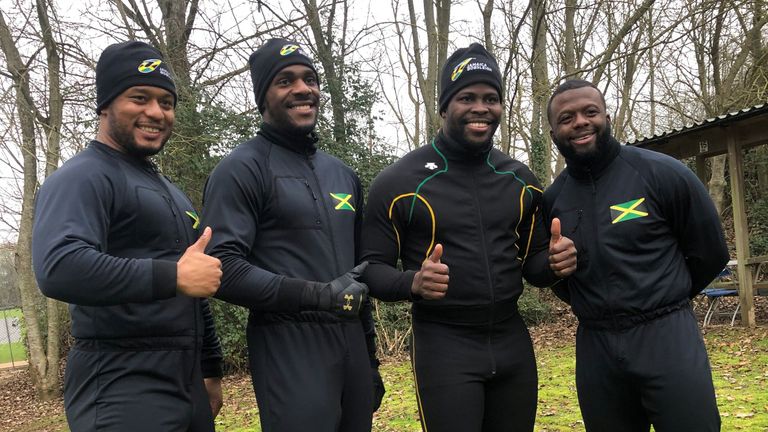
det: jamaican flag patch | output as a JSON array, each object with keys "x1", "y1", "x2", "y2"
[{"x1": 610, "y1": 198, "x2": 648, "y2": 224}]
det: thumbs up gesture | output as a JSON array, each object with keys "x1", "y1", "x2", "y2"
[
  {"x1": 411, "y1": 244, "x2": 449, "y2": 300},
  {"x1": 177, "y1": 226, "x2": 222, "y2": 297},
  {"x1": 548, "y1": 218, "x2": 577, "y2": 278}
]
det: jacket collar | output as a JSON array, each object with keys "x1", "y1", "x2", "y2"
[
  {"x1": 258, "y1": 121, "x2": 319, "y2": 155},
  {"x1": 564, "y1": 136, "x2": 621, "y2": 180},
  {"x1": 434, "y1": 129, "x2": 492, "y2": 163}
]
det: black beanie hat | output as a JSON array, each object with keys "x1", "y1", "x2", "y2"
[
  {"x1": 96, "y1": 41, "x2": 177, "y2": 114},
  {"x1": 249, "y1": 38, "x2": 318, "y2": 113},
  {"x1": 438, "y1": 43, "x2": 502, "y2": 113}
]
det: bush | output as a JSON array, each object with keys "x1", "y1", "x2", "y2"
[
  {"x1": 209, "y1": 299, "x2": 249, "y2": 373},
  {"x1": 372, "y1": 300, "x2": 411, "y2": 358},
  {"x1": 518, "y1": 284, "x2": 553, "y2": 326}
]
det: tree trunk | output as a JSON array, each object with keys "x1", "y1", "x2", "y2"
[
  {"x1": 303, "y1": 0, "x2": 348, "y2": 147},
  {"x1": 409, "y1": 0, "x2": 450, "y2": 141},
  {"x1": 0, "y1": 8, "x2": 61, "y2": 400},
  {"x1": 530, "y1": 0, "x2": 550, "y2": 184},
  {"x1": 709, "y1": 154, "x2": 728, "y2": 216}
]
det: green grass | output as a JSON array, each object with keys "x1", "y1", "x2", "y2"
[
  {"x1": 0, "y1": 308, "x2": 22, "y2": 319},
  {"x1": 9, "y1": 326, "x2": 768, "y2": 431},
  {"x1": 0, "y1": 342, "x2": 26, "y2": 363},
  {"x1": 0, "y1": 308, "x2": 25, "y2": 363}
]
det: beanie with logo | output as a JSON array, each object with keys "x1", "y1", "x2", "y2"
[
  {"x1": 96, "y1": 41, "x2": 177, "y2": 114},
  {"x1": 249, "y1": 38, "x2": 318, "y2": 113},
  {"x1": 438, "y1": 43, "x2": 503, "y2": 113}
]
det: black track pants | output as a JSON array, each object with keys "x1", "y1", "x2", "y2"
[
  {"x1": 411, "y1": 313, "x2": 538, "y2": 432},
  {"x1": 248, "y1": 319, "x2": 374, "y2": 432},
  {"x1": 63, "y1": 343, "x2": 213, "y2": 431},
  {"x1": 576, "y1": 306, "x2": 720, "y2": 432}
]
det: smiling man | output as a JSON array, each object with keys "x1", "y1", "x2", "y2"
[
  {"x1": 360, "y1": 43, "x2": 577, "y2": 432},
  {"x1": 544, "y1": 79, "x2": 728, "y2": 431},
  {"x1": 201, "y1": 38, "x2": 382, "y2": 431},
  {"x1": 32, "y1": 41, "x2": 223, "y2": 431}
]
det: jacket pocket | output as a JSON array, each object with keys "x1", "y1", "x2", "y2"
[
  {"x1": 273, "y1": 176, "x2": 322, "y2": 229},
  {"x1": 134, "y1": 186, "x2": 180, "y2": 248}
]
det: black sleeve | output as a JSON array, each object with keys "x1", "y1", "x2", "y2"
[
  {"x1": 199, "y1": 298, "x2": 223, "y2": 378},
  {"x1": 202, "y1": 154, "x2": 303, "y2": 311},
  {"x1": 32, "y1": 163, "x2": 177, "y2": 306},
  {"x1": 660, "y1": 159, "x2": 729, "y2": 296},
  {"x1": 541, "y1": 176, "x2": 571, "y2": 302},
  {"x1": 517, "y1": 172, "x2": 559, "y2": 288},
  {"x1": 355, "y1": 179, "x2": 379, "y2": 367},
  {"x1": 359, "y1": 172, "x2": 417, "y2": 302}
]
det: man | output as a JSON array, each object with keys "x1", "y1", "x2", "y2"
[
  {"x1": 360, "y1": 43, "x2": 577, "y2": 432},
  {"x1": 32, "y1": 41, "x2": 224, "y2": 431},
  {"x1": 544, "y1": 79, "x2": 728, "y2": 431},
  {"x1": 201, "y1": 38, "x2": 383, "y2": 432}
]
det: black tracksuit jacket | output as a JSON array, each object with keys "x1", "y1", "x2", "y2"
[
  {"x1": 33, "y1": 140, "x2": 222, "y2": 372},
  {"x1": 32, "y1": 141, "x2": 222, "y2": 430},
  {"x1": 201, "y1": 123, "x2": 376, "y2": 358},
  {"x1": 361, "y1": 131, "x2": 558, "y2": 321},
  {"x1": 542, "y1": 137, "x2": 729, "y2": 323}
]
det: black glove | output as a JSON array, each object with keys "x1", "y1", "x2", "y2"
[
  {"x1": 301, "y1": 262, "x2": 369, "y2": 316},
  {"x1": 372, "y1": 367, "x2": 385, "y2": 412}
]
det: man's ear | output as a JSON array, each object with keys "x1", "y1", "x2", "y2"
[{"x1": 440, "y1": 110, "x2": 446, "y2": 119}]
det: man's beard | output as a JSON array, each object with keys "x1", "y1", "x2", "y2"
[
  {"x1": 264, "y1": 96, "x2": 318, "y2": 137},
  {"x1": 554, "y1": 123, "x2": 612, "y2": 165},
  {"x1": 108, "y1": 115, "x2": 168, "y2": 158}
]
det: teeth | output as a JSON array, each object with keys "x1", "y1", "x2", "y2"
[
  {"x1": 468, "y1": 122, "x2": 488, "y2": 127},
  {"x1": 291, "y1": 105, "x2": 311, "y2": 110},
  {"x1": 139, "y1": 126, "x2": 160, "y2": 133}
]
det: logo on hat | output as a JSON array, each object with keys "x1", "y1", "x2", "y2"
[
  {"x1": 280, "y1": 44, "x2": 300, "y2": 56},
  {"x1": 138, "y1": 59, "x2": 163, "y2": 73},
  {"x1": 451, "y1": 57, "x2": 474, "y2": 81}
]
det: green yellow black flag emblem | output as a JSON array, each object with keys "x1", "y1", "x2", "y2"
[
  {"x1": 330, "y1": 193, "x2": 355, "y2": 211},
  {"x1": 185, "y1": 210, "x2": 200, "y2": 229},
  {"x1": 610, "y1": 198, "x2": 648, "y2": 224}
]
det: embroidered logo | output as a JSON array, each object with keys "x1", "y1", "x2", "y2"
[
  {"x1": 138, "y1": 59, "x2": 162, "y2": 73},
  {"x1": 343, "y1": 294, "x2": 354, "y2": 311},
  {"x1": 451, "y1": 57, "x2": 474, "y2": 81},
  {"x1": 280, "y1": 44, "x2": 300, "y2": 56},
  {"x1": 330, "y1": 193, "x2": 355, "y2": 211},
  {"x1": 185, "y1": 210, "x2": 200, "y2": 229},
  {"x1": 425, "y1": 162, "x2": 438, "y2": 170},
  {"x1": 610, "y1": 198, "x2": 648, "y2": 224}
]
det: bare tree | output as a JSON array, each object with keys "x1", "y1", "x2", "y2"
[
  {"x1": 408, "y1": 0, "x2": 451, "y2": 140},
  {"x1": 0, "y1": 0, "x2": 64, "y2": 400}
]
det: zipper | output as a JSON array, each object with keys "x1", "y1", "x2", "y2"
[
  {"x1": 588, "y1": 170, "x2": 615, "y2": 325},
  {"x1": 146, "y1": 162, "x2": 197, "y2": 382},
  {"x1": 306, "y1": 154, "x2": 342, "y2": 275},
  {"x1": 471, "y1": 170, "x2": 496, "y2": 375}
]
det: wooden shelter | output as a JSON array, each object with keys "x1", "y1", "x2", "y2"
[{"x1": 627, "y1": 104, "x2": 768, "y2": 327}]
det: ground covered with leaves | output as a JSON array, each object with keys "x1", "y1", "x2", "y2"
[{"x1": 2, "y1": 304, "x2": 768, "y2": 432}]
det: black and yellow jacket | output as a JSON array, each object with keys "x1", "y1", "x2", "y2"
[
  {"x1": 542, "y1": 137, "x2": 729, "y2": 323},
  {"x1": 361, "y1": 131, "x2": 558, "y2": 324}
]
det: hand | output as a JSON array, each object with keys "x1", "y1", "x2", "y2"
[
  {"x1": 549, "y1": 218, "x2": 577, "y2": 278},
  {"x1": 411, "y1": 244, "x2": 449, "y2": 300},
  {"x1": 302, "y1": 262, "x2": 369, "y2": 316},
  {"x1": 177, "y1": 226, "x2": 222, "y2": 297},
  {"x1": 372, "y1": 367, "x2": 385, "y2": 412},
  {"x1": 204, "y1": 377, "x2": 223, "y2": 419}
]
